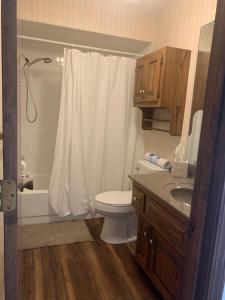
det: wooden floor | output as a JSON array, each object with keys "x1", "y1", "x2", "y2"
[{"x1": 21, "y1": 218, "x2": 162, "y2": 300}]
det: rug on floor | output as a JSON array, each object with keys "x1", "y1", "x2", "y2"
[{"x1": 18, "y1": 220, "x2": 93, "y2": 250}]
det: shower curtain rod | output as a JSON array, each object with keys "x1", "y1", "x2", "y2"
[{"x1": 17, "y1": 35, "x2": 144, "y2": 58}]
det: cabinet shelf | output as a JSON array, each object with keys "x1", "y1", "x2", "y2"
[
  {"x1": 143, "y1": 118, "x2": 170, "y2": 123},
  {"x1": 151, "y1": 128, "x2": 170, "y2": 133},
  {"x1": 140, "y1": 107, "x2": 170, "y2": 133}
]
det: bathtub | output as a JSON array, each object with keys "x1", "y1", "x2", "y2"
[
  {"x1": 18, "y1": 174, "x2": 71, "y2": 225},
  {"x1": 18, "y1": 175, "x2": 100, "y2": 224}
]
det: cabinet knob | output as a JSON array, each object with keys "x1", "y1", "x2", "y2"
[
  {"x1": 138, "y1": 89, "x2": 145, "y2": 95},
  {"x1": 133, "y1": 196, "x2": 137, "y2": 201},
  {"x1": 149, "y1": 239, "x2": 153, "y2": 245},
  {"x1": 144, "y1": 231, "x2": 147, "y2": 237}
]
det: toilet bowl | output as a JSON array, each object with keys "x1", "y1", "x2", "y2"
[
  {"x1": 95, "y1": 191, "x2": 136, "y2": 244},
  {"x1": 94, "y1": 160, "x2": 169, "y2": 244}
]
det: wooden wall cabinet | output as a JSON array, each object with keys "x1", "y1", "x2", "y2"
[
  {"x1": 134, "y1": 47, "x2": 191, "y2": 136},
  {"x1": 135, "y1": 50, "x2": 163, "y2": 106},
  {"x1": 133, "y1": 185, "x2": 188, "y2": 300}
]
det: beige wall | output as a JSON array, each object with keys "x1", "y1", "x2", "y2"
[
  {"x1": 145, "y1": 0, "x2": 217, "y2": 160},
  {"x1": 18, "y1": 0, "x2": 217, "y2": 161},
  {"x1": 18, "y1": 0, "x2": 153, "y2": 41}
]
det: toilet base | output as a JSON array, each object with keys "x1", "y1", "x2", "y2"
[{"x1": 100, "y1": 216, "x2": 137, "y2": 244}]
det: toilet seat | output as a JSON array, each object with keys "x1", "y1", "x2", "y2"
[
  {"x1": 95, "y1": 191, "x2": 132, "y2": 206},
  {"x1": 95, "y1": 191, "x2": 133, "y2": 214}
]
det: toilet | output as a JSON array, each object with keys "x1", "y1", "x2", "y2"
[{"x1": 94, "y1": 160, "x2": 169, "y2": 244}]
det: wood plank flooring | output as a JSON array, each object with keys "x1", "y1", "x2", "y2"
[{"x1": 21, "y1": 218, "x2": 162, "y2": 300}]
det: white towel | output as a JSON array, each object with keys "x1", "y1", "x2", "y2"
[
  {"x1": 157, "y1": 158, "x2": 171, "y2": 170},
  {"x1": 144, "y1": 152, "x2": 171, "y2": 170},
  {"x1": 144, "y1": 152, "x2": 153, "y2": 160}
]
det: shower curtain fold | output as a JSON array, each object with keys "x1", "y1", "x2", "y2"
[{"x1": 49, "y1": 48, "x2": 142, "y2": 217}]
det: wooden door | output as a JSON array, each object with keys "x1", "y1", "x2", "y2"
[
  {"x1": 136, "y1": 217, "x2": 152, "y2": 269},
  {"x1": 183, "y1": 2, "x2": 225, "y2": 299},
  {"x1": 144, "y1": 51, "x2": 163, "y2": 105},
  {"x1": 134, "y1": 58, "x2": 146, "y2": 104},
  {"x1": 0, "y1": 2, "x2": 4, "y2": 299},
  {"x1": 2, "y1": 0, "x2": 18, "y2": 299},
  {"x1": 149, "y1": 232, "x2": 183, "y2": 300}
]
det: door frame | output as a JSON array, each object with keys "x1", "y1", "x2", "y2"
[
  {"x1": 2, "y1": 0, "x2": 18, "y2": 299},
  {"x1": 182, "y1": 0, "x2": 225, "y2": 299},
  {"x1": 2, "y1": 0, "x2": 225, "y2": 299}
]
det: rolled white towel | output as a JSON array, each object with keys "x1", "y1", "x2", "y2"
[
  {"x1": 144, "y1": 152, "x2": 159, "y2": 163},
  {"x1": 157, "y1": 158, "x2": 171, "y2": 170},
  {"x1": 144, "y1": 152, "x2": 171, "y2": 170},
  {"x1": 144, "y1": 152, "x2": 152, "y2": 161}
]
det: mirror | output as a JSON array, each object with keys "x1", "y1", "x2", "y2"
[{"x1": 186, "y1": 21, "x2": 215, "y2": 165}]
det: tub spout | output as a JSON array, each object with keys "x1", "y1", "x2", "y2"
[{"x1": 19, "y1": 180, "x2": 33, "y2": 192}]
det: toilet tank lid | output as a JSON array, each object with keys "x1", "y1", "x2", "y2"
[
  {"x1": 95, "y1": 191, "x2": 132, "y2": 206},
  {"x1": 137, "y1": 160, "x2": 169, "y2": 172}
]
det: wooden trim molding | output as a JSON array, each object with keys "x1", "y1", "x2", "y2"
[
  {"x1": 182, "y1": 0, "x2": 225, "y2": 299},
  {"x1": 2, "y1": 0, "x2": 18, "y2": 299}
]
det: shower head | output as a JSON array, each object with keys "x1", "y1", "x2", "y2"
[
  {"x1": 23, "y1": 56, "x2": 52, "y2": 67},
  {"x1": 43, "y1": 58, "x2": 52, "y2": 64},
  {"x1": 22, "y1": 55, "x2": 53, "y2": 124}
]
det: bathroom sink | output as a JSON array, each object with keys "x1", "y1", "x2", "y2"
[{"x1": 170, "y1": 187, "x2": 193, "y2": 205}]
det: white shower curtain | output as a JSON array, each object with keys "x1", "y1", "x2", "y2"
[{"x1": 49, "y1": 48, "x2": 142, "y2": 217}]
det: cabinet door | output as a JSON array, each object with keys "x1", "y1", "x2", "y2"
[
  {"x1": 144, "y1": 51, "x2": 163, "y2": 105},
  {"x1": 149, "y1": 232, "x2": 183, "y2": 300},
  {"x1": 136, "y1": 217, "x2": 152, "y2": 269},
  {"x1": 132, "y1": 186, "x2": 145, "y2": 215},
  {"x1": 134, "y1": 59, "x2": 146, "y2": 104}
]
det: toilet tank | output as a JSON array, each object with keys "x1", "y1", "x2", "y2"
[{"x1": 134, "y1": 160, "x2": 169, "y2": 174}]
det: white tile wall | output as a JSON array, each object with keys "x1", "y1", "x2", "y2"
[{"x1": 21, "y1": 40, "x2": 63, "y2": 180}]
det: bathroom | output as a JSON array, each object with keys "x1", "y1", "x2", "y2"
[{"x1": 1, "y1": 0, "x2": 223, "y2": 299}]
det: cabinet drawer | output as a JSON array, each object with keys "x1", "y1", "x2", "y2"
[
  {"x1": 145, "y1": 198, "x2": 187, "y2": 254},
  {"x1": 132, "y1": 186, "x2": 145, "y2": 214}
]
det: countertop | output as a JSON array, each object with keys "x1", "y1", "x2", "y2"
[{"x1": 129, "y1": 172, "x2": 194, "y2": 218}]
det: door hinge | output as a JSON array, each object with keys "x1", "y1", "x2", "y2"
[
  {"x1": 0, "y1": 180, "x2": 16, "y2": 212},
  {"x1": 188, "y1": 223, "x2": 195, "y2": 238}
]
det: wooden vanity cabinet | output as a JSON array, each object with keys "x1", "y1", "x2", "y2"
[{"x1": 133, "y1": 185, "x2": 188, "y2": 300}]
